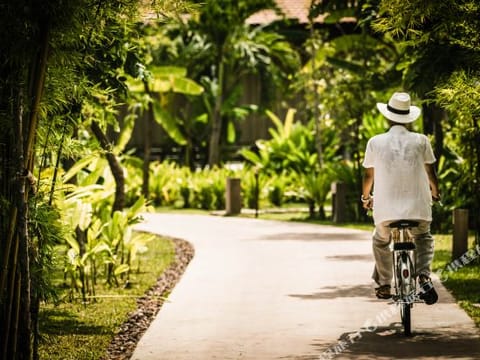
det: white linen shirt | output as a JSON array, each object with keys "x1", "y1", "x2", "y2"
[{"x1": 362, "y1": 125, "x2": 436, "y2": 225}]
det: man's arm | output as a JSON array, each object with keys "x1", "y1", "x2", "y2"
[
  {"x1": 362, "y1": 167, "x2": 374, "y2": 209},
  {"x1": 425, "y1": 163, "x2": 440, "y2": 200}
]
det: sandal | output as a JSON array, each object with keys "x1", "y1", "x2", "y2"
[{"x1": 375, "y1": 284, "x2": 392, "y2": 299}]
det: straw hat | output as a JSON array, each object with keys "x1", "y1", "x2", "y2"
[{"x1": 376, "y1": 92, "x2": 421, "y2": 123}]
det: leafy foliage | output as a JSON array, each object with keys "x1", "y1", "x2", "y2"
[{"x1": 372, "y1": 0, "x2": 480, "y2": 233}]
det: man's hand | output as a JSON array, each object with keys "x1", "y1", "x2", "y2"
[{"x1": 361, "y1": 195, "x2": 373, "y2": 210}]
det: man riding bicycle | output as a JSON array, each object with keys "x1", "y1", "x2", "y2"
[{"x1": 361, "y1": 92, "x2": 440, "y2": 305}]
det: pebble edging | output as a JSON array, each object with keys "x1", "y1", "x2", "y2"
[{"x1": 102, "y1": 237, "x2": 194, "y2": 360}]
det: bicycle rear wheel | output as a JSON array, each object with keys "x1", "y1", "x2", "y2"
[
  {"x1": 400, "y1": 303, "x2": 411, "y2": 336},
  {"x1": 397, "y1": 251, "x2": 415, "y2": 336}
]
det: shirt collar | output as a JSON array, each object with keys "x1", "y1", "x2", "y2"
[{"x1": 388, "y1": 125, "x2": 409, "y2": 134}]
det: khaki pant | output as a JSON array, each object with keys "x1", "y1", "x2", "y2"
[{"x1": 372, "y1": 220, "x2": 434, "y2": 286}]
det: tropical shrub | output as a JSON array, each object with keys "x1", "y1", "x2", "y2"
[
  {"x1": 149, "y1": 161, "x2": 184, "y2": 206},
  {"x1": 294, "y1": 167, "x2": 334, "y2": 219},
  {"x1": 55, "y1": 154, "x2": 154, "y2": 300},
  {"x1": 240, "y1": 167, "x2": 263, "y2": 209}
]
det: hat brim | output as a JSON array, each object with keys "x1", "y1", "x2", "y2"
[{"x1": 377, "y1": 103, "x2": 421, "y2": 123}]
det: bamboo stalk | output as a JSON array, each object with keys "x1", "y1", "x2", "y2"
[
  {"x1": 16, "y1": 83, "x2": 32, "y2": 360},
  {"x1": 11, "y1": 272, "x2": 22, "y2": 360},
  {"x1": 1, "y1": 254, "x2": 16, "y2": 360},
  {"x1": 25, "y1": 25, "x2": 50, "y2": 172},
  {"x1": 0, "y1": 207, "x2": 17, "y2": 303},
  {"x1": 2, "y1": 231, "x2": 20, "y2": 360},
  {"x1": 49, "y1": 110, "x2": 74, "y2": 206}
]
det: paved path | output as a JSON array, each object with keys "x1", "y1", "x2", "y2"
[{"x1": 131, "y1": 213, "x2": 480, "y2": 360}]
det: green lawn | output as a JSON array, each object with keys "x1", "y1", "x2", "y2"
[
  {"x1": 432, "y1": 233, "x2": 480, "y2": 326},
  {"x1": 38, "y1": 235, "x2": 175, "y2": 360}
]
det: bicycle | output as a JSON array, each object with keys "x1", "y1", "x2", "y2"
[{"x1": 389, "y1": 219, "x2": 424, "y2": 336}]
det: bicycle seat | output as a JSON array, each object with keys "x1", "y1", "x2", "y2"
[
  {"x1": 389, "y1": 220, "x2": 419, "y2": 229},
  {"x1": 393, "y1": 242, "x2": 416, "y2": 250}
]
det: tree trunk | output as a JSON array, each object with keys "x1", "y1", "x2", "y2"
[
  {"x1": 142, "y1": 81, "x2": 154, "y2": 199},
  {"x1": 91, "y1": 121, "x2": 125, "y2": 212},
  {"x1": 208, "y1": 57, "x2": 225, "y2": 167},
  {"x1": 309, "y1": 6, "x2": 324, "y2": 168}
]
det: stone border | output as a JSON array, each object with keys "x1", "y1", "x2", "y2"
[{"x1": 103, "y1": 237, "x2": 195, "y2": 360}]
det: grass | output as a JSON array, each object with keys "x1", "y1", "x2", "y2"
[
  {"x1": 431, "y1": 233, "x2": 480, "y2": 327},
  {"x1": 38, "y1": 234, "x2": 175, "y2": 360}
]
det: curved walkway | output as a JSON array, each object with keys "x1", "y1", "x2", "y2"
[{"x1": 131, "y1": 213, "x2": 480, "y2": 360}]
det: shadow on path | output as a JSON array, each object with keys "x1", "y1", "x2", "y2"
[
  {"x1": 325, "y1": 254, "x2": 373, "y2": 262},
  {"x1": 289, "y1": 284, "x2": 374, "y2": 300},
  {"x1": 258, "y1": 232, "x2": 369, "y2": 242},
  {"x1": 312, "y1": 324, "x2": 480, "y2": 359}
]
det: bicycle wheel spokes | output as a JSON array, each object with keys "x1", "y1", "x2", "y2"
[{"x1": 396, "y1": 251, "x2": 415, "y2": 336}]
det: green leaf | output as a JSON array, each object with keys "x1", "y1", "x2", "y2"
[
  {"x1": 126, "y1": 77, "x2": 144, "y2": 92},
  {"x1": 323, "y1": 8, "x2": 355, "y2": 24},
  {"x1": 150, "y1": 77, "x2": 172, "y2": 92},
  {"x1": 326, "y1": 56, "x2": 365, "y2": 75},
  {"x1": 127, "y1": 196, "x2": 146, "y2": 223},
  {"x1": 78, "y1": 202, "x2": 92, "y2": 231},
  {"x1": 82, "y1": 158, "x2": 108, "y2": 186},
  {"x1": 195, "y1": 113, "x2": 209, "y2": 124},
  {"x1": 284, "y1": 108, "x2": 296, "y2": 137},
  {"x1": 240, "y1": 148, "x2": 261, "y2": 165},
  {"x1": 65, "y1": 236, "x2": 80, "y2": 255},
  {"x1": 172, "y1": 77, "x2": 204, "y2": 95},
  {"x1": 227, "y1": 121, "x2": 236, "y2": 143},
  {"x1": 150, "y1": 66, "x2": 187, "y2": 77},
  {"x1": 114, "y1": 264, "x2": 130, "y2": 276},
  {"x1": 63, "y1": 154, "x2": 98, "y2": 183},
  {"x1": 153, "y1": 102, "x2": 187, "y2": 145},
  {"x1": 114, "y1": 112, "x2": 137, "y2": 153},
  {"x1": 265, "y1": 109, "x2": 283, "y2": 134},
  {"x1": 67, "y1": 248, "x2": 79, "y2": 266}
]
